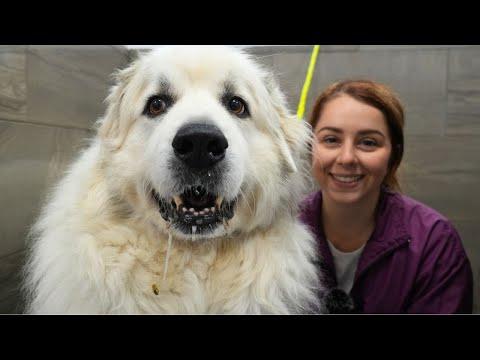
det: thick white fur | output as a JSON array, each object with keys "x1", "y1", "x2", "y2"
[{"x1": 23, "y1": 46, "x2": 322, "y2": 314}]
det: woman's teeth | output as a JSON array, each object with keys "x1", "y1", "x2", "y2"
[{"x1": 331, "y1": 174, "x2": 363, "y2": 183}]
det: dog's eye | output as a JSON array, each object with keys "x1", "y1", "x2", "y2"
[
  {"x1": 228, "y1": 97, "x2": 248, "y2": 117},
  {"x1": 146, "y1": 96, "x2": 168, "y2": 117}
]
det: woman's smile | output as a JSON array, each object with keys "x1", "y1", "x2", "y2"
[{"x1": 329, "y1": 173, "x2": 365, "y2": 188}]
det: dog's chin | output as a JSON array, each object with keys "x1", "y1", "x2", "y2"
[{"x1": 151, "y1": 185, "x2": 237, "y2": 238}]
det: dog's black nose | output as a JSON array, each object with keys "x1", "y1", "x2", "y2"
[{"x1": 172, "y1": 123, "x2": 228, "y2": 169}]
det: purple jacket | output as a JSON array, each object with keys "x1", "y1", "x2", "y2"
[{"x1": 299, "y1": 188, "x2": 473, "y2": 314}]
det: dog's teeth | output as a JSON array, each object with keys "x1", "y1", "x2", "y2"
[
  {"x1": 194, "y1": 211, "x2": 199, "y2": 216},
  {"x1": 182, "y1": 207, "x2": 187, "y2": 212},
  {"x1": 204, "y1": 208, "x2": 210, "y2": 213},
  {"x1": 211, "y1": 207, "x2": 215, "y2": 212},
  {"x1": 192, "y1": 226, "x2": 197, "y2": 234},
  {"x1": 189, "y1": 208, "x2": 194, "y2": 212},
  {"x1": 199, "y1": 211, "x2": 205, "y2": 215}
]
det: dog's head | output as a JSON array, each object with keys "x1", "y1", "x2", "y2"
[{"x1": 98, "y1": 46, "x2": 312, "y2": 241}]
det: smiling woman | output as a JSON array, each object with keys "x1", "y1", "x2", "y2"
[
  {"x1": 312, "y1": 95, "x2": 392, "y2": 208},
  {"x1": 300, "y1": 79, "x2": 473, "y2": 314}
]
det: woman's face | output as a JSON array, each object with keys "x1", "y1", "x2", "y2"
[{"x1": 312, "y1": 95, "x2": 392, "y2": 205}]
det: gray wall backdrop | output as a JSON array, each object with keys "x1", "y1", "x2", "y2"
[{"x1": 0, "y1": 45, "x2": 478, "y2": 313}]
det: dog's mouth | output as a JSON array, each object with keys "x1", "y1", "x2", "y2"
[{"x1": 152, "y1": 186, "x2": 236, "y2": 235}]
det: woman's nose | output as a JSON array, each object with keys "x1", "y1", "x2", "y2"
[{"x1": 336, "y1": 142, "x2": 357, "y2": 166}]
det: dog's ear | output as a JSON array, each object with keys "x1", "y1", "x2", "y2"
[
  {"x1": 97, "y1": 61, "x2": 138, "y2": 149},
  {"x1": 263, "y1": 73, "x2": 312, "y2": 174}
]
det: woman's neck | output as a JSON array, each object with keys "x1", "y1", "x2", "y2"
[{"x1": 321, "y1": 190, "x2": 381, "y2": 252}]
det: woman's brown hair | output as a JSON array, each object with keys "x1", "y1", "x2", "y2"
[{"x1": 308, "y1": 79, "x2": 405, "y2": 191}]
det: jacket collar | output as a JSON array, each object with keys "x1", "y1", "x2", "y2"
[{"x1": 313, "y1": 188, "x2": 411, "y2": 288}]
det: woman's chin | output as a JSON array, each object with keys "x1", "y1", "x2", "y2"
[
  {"x1": 322, "y1": 184, "x2": 381, "y2": 207},
  {"x1": 327, "y1": 191, "x2": 364, "y2": 205}
]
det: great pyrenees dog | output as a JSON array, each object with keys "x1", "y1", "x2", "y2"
[{"x1": 23, "y1": 46, "x2": 322, "y2": 314}]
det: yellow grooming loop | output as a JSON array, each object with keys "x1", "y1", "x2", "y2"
[{"x1": 296, "y1": 45, "x2": 320, "y2": 120}]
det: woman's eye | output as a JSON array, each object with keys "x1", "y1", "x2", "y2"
[
  {"x1": 146, "y1": 96, "x2": 168, "y2": 117},
  {"x1": 228, "y1": 97, "x2": 248, "y2": 117},
  {"x1": 322, "y1": 136, "x2": 339, "y2": 145},
  {"x1": 360, "y1": 139, "x2": 378, "y2": 148}
]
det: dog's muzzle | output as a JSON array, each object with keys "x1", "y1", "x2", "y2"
[{"x1": 152, "y1": 122, "x2": 236, "y2": 236}]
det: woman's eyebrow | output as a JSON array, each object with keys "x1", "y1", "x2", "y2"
[
  {"x1": 357, "y1": 129, "x2": 386, "y2": 138},
  {"x1": 316, "y1": 127, "x2": 387, "y2": 139},
  {"x1": 316, "y1": 126, "x2": 342, "y2": 134}
]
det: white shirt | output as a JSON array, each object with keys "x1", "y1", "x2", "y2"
[{"x1": 327, "y1": 240, "x2": 366, "y2": 294}]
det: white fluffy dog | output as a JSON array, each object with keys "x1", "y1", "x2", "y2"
[{"x1": 23, "y1": 46, "x2": 322, "y2": 314}]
